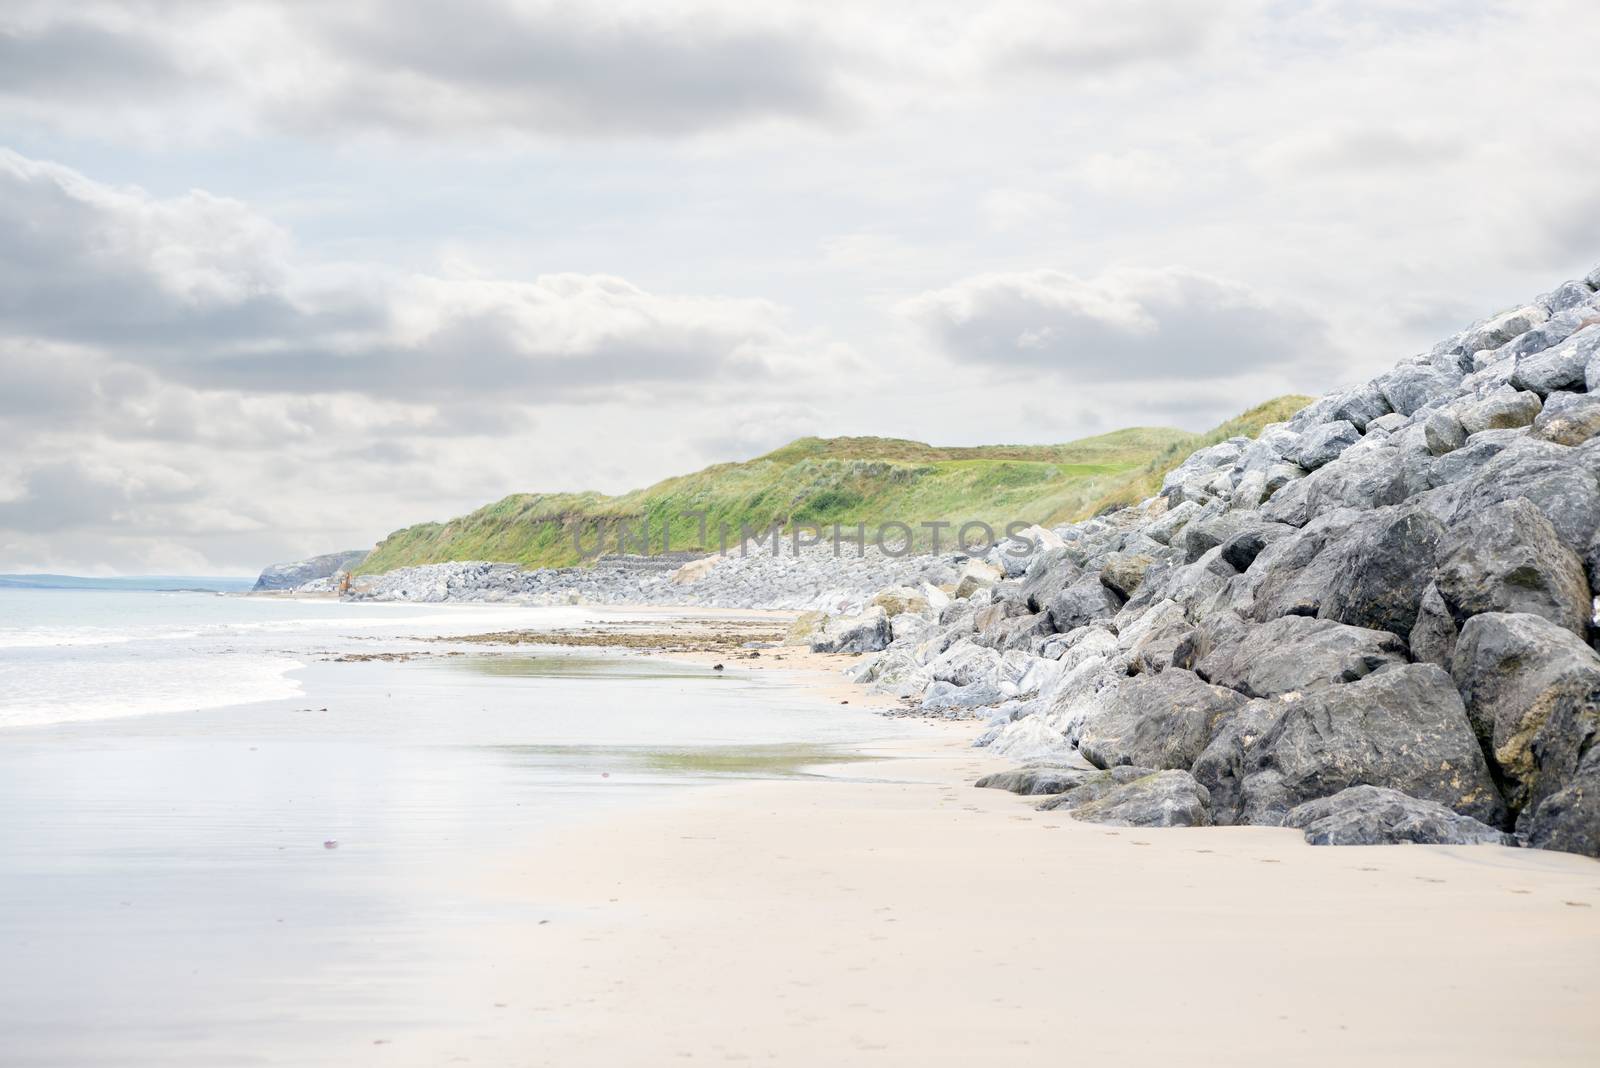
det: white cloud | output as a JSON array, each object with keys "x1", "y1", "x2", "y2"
[{"x1": 899, "y1": 267, "x2": 1334, "y2": 382}]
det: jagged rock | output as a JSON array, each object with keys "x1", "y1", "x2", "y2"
[
  {"x1": 1433, "y1": 498, "x2": 1591, "y2": 638},
  {"x1": 1035, "y1": 765, "x2": 1158, "y2": 810},
  {"x1": 1543, "y1": 280, "x2": 1596, "y2": 314},
  {"x1": 1451, "y1": 612, "x2": 1600, "y2": 816},
  {"x1": 1409, "y1": 582, "x2": 1458, "y2": 668},
  {"x1": 975, "y1": 760, "x2": 1098, "y2": 796},
  {"x1": 1118, "y1": 598, "x2": 1192, "y2": 674},
  {"x1": 1237, "y1": 664, "x2": 1506, "y2": 828},
  {"x1": 1296, "y1": 507, "x2": 1446, "y2": 636},
  {"x1": 1424, "y1": 409, "x2": 1467, "y2": 455},
  {"x1": 1531, "y1": 390, "x2": 1600, "y2": 446},
  {"x1": 1285, "y1": 786, "x2": 1514, "y2": 846},
  {"x1": 1059, "y1": 770, "x2": 1213, "y2": 827},
  {"x1": 1426, "y1": 437, "x2": 1600, "y2": 555},
  {"x1": 1377, "y1": 363, "x2": 1460, "y2": 416},
  {"x1": 1216, "y1": 521, "x2": 1294, "y2": 573},
  {"x1": 1190, "y1": 696, "x2": 1287, "y2": 825},
  {"x1": 1047, "y1": 574, "x2": 1124, "y2": 632},
  {"x1": 1143, "y1": 500, "x2": 1203, "y2": 545},
  {"x1": 1463, "y1": 304, "x2": 1549, "y2": 353},
  {"x1": 1511, "y1": 324, "x2": 1599, "y2": 396},
  {"x1": 1195, "y1": 615, "x2": 1409, "y2": 698},
  {"x1": 1292, "y1": 420, "x2": 1362, "y2": 471},
  {"x1": 1179, "y1": 511, "x2": 1258, "y2": 565},
  {"x1": 984, "y1": 716, "x2": 1074, "y2": 762},
  {"x1": 1329, "y1": 384, "x2": 1392, "y2": 431},
  {"x1": 953, "y1": 559, "x2": 1005, "y2": 599},
  {"x1": 254, "y1": 549, "x2": 369, "y2": 591},
  {"x1": 1521, "y1": 751, "x2": 1600, "y2": 857},
  {"x1": 870, "y1": 586, "x2": 930, "y2": 617},
  {"x1": 1076, "y1": 668, "x2": 1248, "y2": 771},
  {"x1": 1457, "y1": 390, "x2": 1542, "y2": 436},
  {"x1": 809, "y1": 606, "x2": 893, "y2": 654},
  {"x1": 1099, "y1": 552, "x2": 1154, "y2": 599},
  {"x1": 1018, "y1": 548, "x2": 1084, "y2": 613}
]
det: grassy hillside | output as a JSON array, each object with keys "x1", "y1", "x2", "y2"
[{"x1": 356, "y1": 397, "x2": 1311, "y2": 574}]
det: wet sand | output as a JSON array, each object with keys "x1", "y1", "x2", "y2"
[{"x1": 387, "y1": 641, "x2": 1600, "y2": 1068}]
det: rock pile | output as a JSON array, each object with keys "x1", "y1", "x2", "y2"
[
  {"x1": 344, "y1": 546, "x2": 966, "y2": 615},
  {"x1": 843, "y1": 267, "x2": 1600, "y2": 855}
]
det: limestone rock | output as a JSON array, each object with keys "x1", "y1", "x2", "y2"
[
  {"x1": 1047, "y1": 574, "x2": 1124, "y2": 633},
  {"x1": 1451, "y1": 612, "x2": 1600, "y2": 816},
  {"x1": 1292, "y1": 420, "x2": 1362, "y2": 471},
  {"x1": 1195, "y1": 615, "x2": 1409, "y2": 699},
  {"x1": 1511, "y1": 324, "x2": 1599, "y2": 396},
  {"x1": 808, "y1": 606, "x2": 893, "y2": 654},
  {"x1": 1285, "y1": 786, "x2": 1514, "y2": 846},
  {"x1": 974, "y1": 760, "x2": 1099, "y2": 796},
  {"x1": 1434, "y1": 498, "x2": 1591, "y2": 638},
  {"x1": 1062, "y1": 770, "x2": 1213, "y2": 827},
  {"x1": 1076, "y1": 668, "x2": 1248, "y2": 772},
  {"x1": 1238, "y1": 664, "x2": 1507, "y2": 828},
  {"x1": 1531, "y1": 390, "x2": 1600, "y2": 446},
  {"x1": 1098, "y1": 551, "x2": 1154, "y2": 600},
  {"x1": 1458, "y1": 389, "x2": 1542, "y2": 436}
]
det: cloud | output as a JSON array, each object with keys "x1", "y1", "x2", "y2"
[
  {"x1": 0, "y1": 149, "x2": 814, "y2": 403},
  {"x1": 899, "y1": 267, "x2": 1334, "y2": 382},
  {"x1": 299, "y1": 1, "x2": 850, "y2": 138}
]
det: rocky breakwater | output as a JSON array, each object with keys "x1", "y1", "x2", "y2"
[
  {"x1": 343, "y1": 546, "x2": 967, "y2": 614},
  {"x1": 839, "y1": 266, "x2": 1600, "y2": 855}
]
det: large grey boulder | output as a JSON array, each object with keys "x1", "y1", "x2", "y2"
[
  {"x1": 1036, "y1": 764, "x2": 1157, "y2": 810},
  {"x1": 1311, "y1": 507, "x2": 1446, "y2": 636},
  {"x1": 1425, "y1": 438, "x2": 1600, "y2": 555},
  {"x1": 1511, "y1": 324, "x2": 1600, "y2": 396},
  {"x1": 1329, "y1": 384, "x2": 1392, "y2": 431},
  {"x1": 1451, "y1": 612, "x2": 1600, "y2": 816},
  {"x1": 1531, "y1": 390, "x2": 1600, "y2": 446},
  {"x1": 1048, "y1": 769, "x2": 1213, "y2": 827},
  {"x1": 1118, "y1": 598, "x2": 1193, "y2": 675},
  {"x1": 1190, "y1": 696, "x2": 1287, "y2": 825},
  {"x1": 1179, "y1": 512, "x2": 1259, "y2": 565},
  {"x1": 1377, "y1": 363, "x2": 1461, "y2": 417},
  {"x1": 1285, "y1": 786, "x2": 1514, "y2": 846},
  {"x1": 1098, "y1": 551, "x2": 1155, "y2": 600},
  {"x1": 1424, "y1": 409, "x2": 1467, "y2": 456},
  {"x1": 1292, "y1": 420, "x2": 1362, "y2": 471},
  {"x1": 1047, "y1": 574, "x2": 1124, "y2": 632},
  {"x1": 1076, "y1": 668, "x2": 1249, "y2": 771},
  {"x1": 253, "y1": 549, "x2": 369, "y2": 591},
  {"x1": 975, "y1": 760, "x2": 1099, "y2": 796},
  {"x1": 1542, "y1": 280, "x2": 1596, "y2": 314},
  {"x1": 1457, "y1": 390, "x2": 1542, "y2": 436},
  {"x1": 1409, "y1": 582, "x2": 1458, "y2": 669},
  {"x1": 809, "y1": 606, "x2": 893, "y2": 654},
  {"x1": 1195, "y1": 615, "x2": 1409, "y2": 699},
  {"x1": 1143, "y1": 500, "x2": 1203, "y2": 546},
  {"x1": 1433, "y1": 498, "x2": 1591, "y2": 638},
  {"x1": 1018, "y1": 548, "x2": 1084, "y2": 613},
  {"x1": 1463, "y1": 304, "x2": 1549, "y2": 354},
  {"x1": 1237, "y1": 664, "x2": 1507, "y2": 828},
  {"x1": 1521, "y1": 750, "x2": 1600, "y2": 857}
]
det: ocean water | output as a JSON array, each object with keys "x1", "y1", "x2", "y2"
[{"x1": 0, "y1": 590, "x2": 912, "y2": 1066}]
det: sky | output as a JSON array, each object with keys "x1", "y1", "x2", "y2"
[{"x1": 2, "y1": 0, "x2": 1599, "y2": 575}]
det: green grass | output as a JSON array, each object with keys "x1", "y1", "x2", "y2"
[{"x1": 355, "y1": 398, "x2": 1312, "y2": 574}]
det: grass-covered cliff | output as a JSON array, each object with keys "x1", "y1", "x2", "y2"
[{"x1": 356, "y1": 396, "x2": 1312, "y2": 574}]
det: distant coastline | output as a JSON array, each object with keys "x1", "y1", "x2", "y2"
[{"x1": 0, "y1": 574, "x2": 255, "y2": 593}]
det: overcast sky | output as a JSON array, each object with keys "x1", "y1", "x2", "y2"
[{"x1": 2, "y1": 0, "x2": 1598, "y2": 574}]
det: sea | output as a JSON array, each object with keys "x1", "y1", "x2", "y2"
[{"x1": 0, "y1": 587, "x2": 912, "y2": 1065}]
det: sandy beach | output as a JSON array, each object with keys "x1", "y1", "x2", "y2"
[{"x1": 368, "y1": 652, "x2": 1600, "y2": 1068}]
